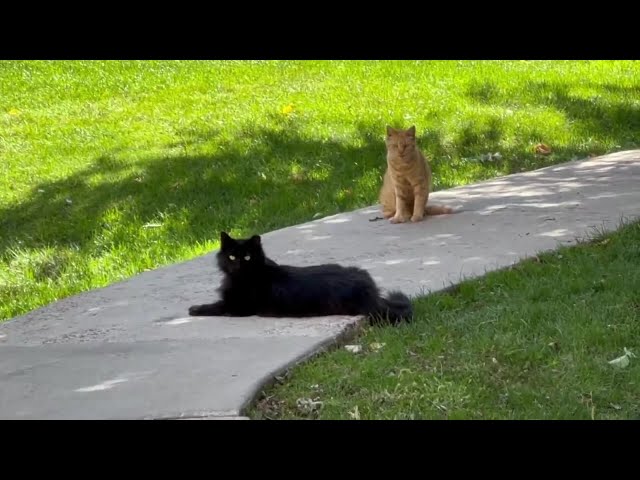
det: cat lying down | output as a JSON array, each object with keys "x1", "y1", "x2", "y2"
[{"x1": 188, "y1": 232, "x2": 413, "y2": 326}]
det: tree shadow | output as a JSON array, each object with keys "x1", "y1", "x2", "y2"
[
  {"x1": 525, "y1": 81, "x2": 640, "y2": 143},
  {"x1": 466, "y1": 79, "x2": 640, "y2": 149},
  {"x1": 414, "y1": 78, "x2": 640, "y2": 180},
  {"x1": 0, "y1": 122, "x2": 393, "y2": 262}
]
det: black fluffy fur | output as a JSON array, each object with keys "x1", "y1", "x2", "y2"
[{"x1": 188, "y1": 232, "x2": 413, "y2": 326}]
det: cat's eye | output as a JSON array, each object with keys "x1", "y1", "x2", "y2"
[
  {"x1": 229, "y1": 255, "x2": 236, "y2": 260},
  {"x1": 244, "y1": 255, "x2": 251, "y2": 261}
]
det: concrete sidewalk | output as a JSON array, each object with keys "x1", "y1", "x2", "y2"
[{"x1": 1, "y1": 150, "x2": 639, "y2": 419}]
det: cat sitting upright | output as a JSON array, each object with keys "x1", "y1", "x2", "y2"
[
  {"x1": 379, "y1": 125, "x2": 454, "y2": 223},
  {"x1": 188, "y1": 232, "x2": 413, "y2": 325}
]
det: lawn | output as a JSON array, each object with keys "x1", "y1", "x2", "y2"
[
  {"x1": 1, "y1": 60, "x2": 639, "y2": 321},
  {"x1": 248, "y1": 220, "x2": 640, "y2": 420}
]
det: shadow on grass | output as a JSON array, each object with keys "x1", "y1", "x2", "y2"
[
  {"x1": 0, "y1": 122, "x2": 391, "y2": 260},
  {"x1": 462, "y1": 79, "x2": 640, "y2": 170}
]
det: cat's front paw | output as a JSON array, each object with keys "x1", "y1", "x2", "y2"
[
  {"x1": 410, "y1": 214, "x2": 424, "y2": 222},
  {"x1": 390, "y1": 214, "x2": 410, "y2": 224},
  {"x1": 188, "y1": 304, "x2": 205, "y2": 316}
]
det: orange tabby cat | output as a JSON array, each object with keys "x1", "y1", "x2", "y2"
[{"x1": 379, "y1": 125, "x2": 453, "y2": 223}]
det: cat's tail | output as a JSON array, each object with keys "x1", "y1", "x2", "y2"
[
  {"x1": 370, "y1": 291, "x2": 414, "y2": 325},
  {"x1": 425, "y1": 204, "x2": 455, "y2": 215}
]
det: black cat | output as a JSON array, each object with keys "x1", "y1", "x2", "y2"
[{"x1": 188, "y1": 232, "x2": 413, "y2": 325}]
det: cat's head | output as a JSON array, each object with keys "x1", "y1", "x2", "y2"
[
  {"x1": 385, "y1": 125, "x2": 417, "y2": 158},
  {"x1": 216, "y1": 231, "x2": 266, "y2": 275}
]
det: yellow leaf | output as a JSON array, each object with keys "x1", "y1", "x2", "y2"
[
  {"x1": 281, "y1": 104, "x2": 294, "y2": 115},
  {"x1": 8, "y1": 108, "x2": 21, "y2": 116}
]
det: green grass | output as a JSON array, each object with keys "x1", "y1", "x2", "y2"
[
  {"x1": 1, "y1": 60, "x2": 639, "y2": 321},
  {"x1": 248, "y1": 220, "x2": 640, "y2": 420}
]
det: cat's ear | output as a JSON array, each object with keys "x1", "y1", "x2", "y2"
[
  {"x1": 249, "y1": 235, "x2": 262, "y2": 247},
  {"x1": 406, "y1": 125, "x2": 416, "y2": 137},
  {"x1": 220, "y1": 231, "x2": 233, "y2": 249},
  {"x1": 386, "y1": 125, "x2": 396, "y2": 136}
]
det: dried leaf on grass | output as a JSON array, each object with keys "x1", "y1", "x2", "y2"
[{"x1": 534, "y1": 143, "x2": 552, "y2": 155}]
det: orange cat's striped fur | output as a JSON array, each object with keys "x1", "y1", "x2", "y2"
[{"x1": 379, "y1": 125, "x2": 453, "y2": 223}]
